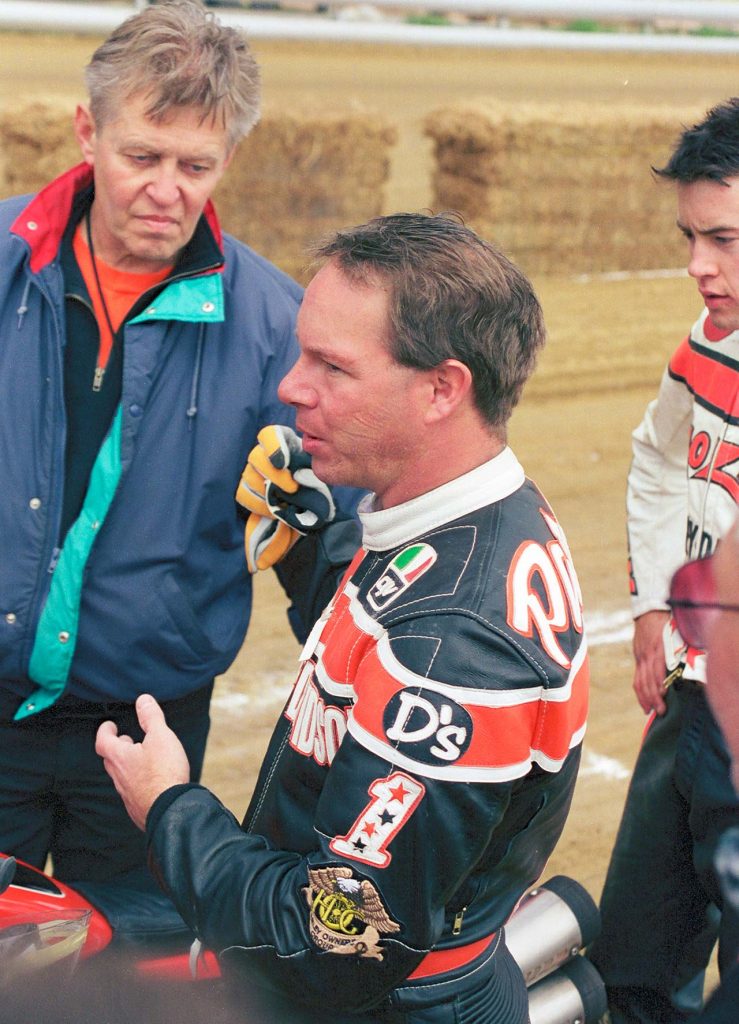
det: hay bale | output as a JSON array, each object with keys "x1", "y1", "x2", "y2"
[
  {"x1": 214, "y1": 108, "x2": 397, "y2": 282},
  {"x1": 424, "y1": 101, "x2": 703, "y2": 275},
  {"x1": 0, "y1": 103, "x2": 78, "y2": 198}
]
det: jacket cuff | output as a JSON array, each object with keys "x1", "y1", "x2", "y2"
[
  {"x1": 631, "y1": 597, "x2": 670, "y2": 620},
  {"x1": 146, "y1": 783, "x2": 205, "y2": 838}
]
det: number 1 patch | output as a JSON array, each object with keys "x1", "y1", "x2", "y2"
[{"x1": 330, "y1": 772, "x2": 425, "y2": 867}]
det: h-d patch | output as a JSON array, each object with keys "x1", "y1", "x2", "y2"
[{"x1": 304, "y1": 865, "x2": 400, "y2": 960}]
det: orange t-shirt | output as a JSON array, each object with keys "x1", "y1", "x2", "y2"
[{"x1": 73, "y1": 225, "x2": 172, "y2": 376}]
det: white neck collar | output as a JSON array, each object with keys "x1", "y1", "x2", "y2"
[{"x1": 359, "y1": 446, "x2": 525, "y2": 551}]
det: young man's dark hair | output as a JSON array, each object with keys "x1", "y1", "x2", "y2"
[{"x1": 654, "y1": 96, "x2": 739, "y2": 183}]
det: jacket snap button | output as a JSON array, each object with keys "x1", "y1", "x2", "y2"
[
  {"x1": 29, "y1": 498, "x2": 41, "y2": 510},
  {"x1": 5, "y1": 613, "x2": 16, "y2": 624},
  {"x1": 27, "y1": 221, "x2": 38, "y2": 231},
  {"x1": 58, "y1": 631, "x2": 70, "y2": 644},
  {"x1": 202, "y1": 301, "x2": 215, "y2": 313}
]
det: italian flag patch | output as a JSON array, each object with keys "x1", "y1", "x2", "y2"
[{"x1": 367, "y1": 543, "x2": 437, "y2": 611}]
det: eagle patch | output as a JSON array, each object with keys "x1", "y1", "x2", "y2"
[{"x1": 303, "y1": 865, "x2": 400, "y2": 960}]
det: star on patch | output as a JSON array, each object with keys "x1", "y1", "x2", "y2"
[{"x1": 389, "y1": 781, "x2": 409, "y2": 803}]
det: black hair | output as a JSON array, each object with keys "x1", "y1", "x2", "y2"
[{"x1": 654, "y1": 97, "x2": 739, "y2": 184}]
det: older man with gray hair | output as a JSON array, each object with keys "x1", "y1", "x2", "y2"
[{"x1": 0, "y1": 0, "x2": 352, "y2": 888}]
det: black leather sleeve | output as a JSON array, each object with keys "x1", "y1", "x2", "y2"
[{"x1": 146, "y1": 784, "x2": 423, "y2": 1014}]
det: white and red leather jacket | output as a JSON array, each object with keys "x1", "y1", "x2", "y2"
[{"x1": 627, "y1": 308, "x2": 739, "y2": 680}]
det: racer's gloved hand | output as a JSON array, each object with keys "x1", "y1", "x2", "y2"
[{"x1": 236, "y1": 425, "x2": 335, "y2": 573}]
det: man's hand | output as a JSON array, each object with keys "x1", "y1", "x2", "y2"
[
  {"x1": 95, "y1": 694, "x2": 190, "y2": 830},
  {"x1": 236, "y1": 425, "x2": 335, "y2": 573},
  {"x1": 632, "y1": 610, "x2": 670, "y2": 716}
]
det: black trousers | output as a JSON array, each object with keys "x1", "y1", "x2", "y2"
[
  {"x1": 588, "y1": 681, "x2": 739, "y2": 1024},
  {"x1": 0, "y1": 683, "x2": 213, "y2": 883}
]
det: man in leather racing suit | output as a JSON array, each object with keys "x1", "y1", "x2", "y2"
[{"x1": 96, "y1": 213, "x2": 590, "y2": 1023}]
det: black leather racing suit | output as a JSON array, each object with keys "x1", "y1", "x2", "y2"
[{"x1": 146, "y1": 449, "x2": 589, "y2": 1021}]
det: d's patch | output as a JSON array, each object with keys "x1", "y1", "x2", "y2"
[{"x1": 383, "y1": 689, "x2": 472, "y2": 766}]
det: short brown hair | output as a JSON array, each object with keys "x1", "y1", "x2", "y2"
[{"x1": 312, "y1": 213, "x2": 546, "y2": 434}]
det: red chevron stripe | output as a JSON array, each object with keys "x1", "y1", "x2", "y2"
[{"x1": 670, "y1": 340, "x2": 739, "y2": 413}]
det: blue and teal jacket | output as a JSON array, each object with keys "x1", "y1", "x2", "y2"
[{"x1": 0, "y1": 163, "x2": 304, "y2": 718}]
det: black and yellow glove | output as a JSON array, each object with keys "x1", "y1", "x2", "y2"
[{"x1": 236, "y1": 425, "x2": 335, "y2": 573}]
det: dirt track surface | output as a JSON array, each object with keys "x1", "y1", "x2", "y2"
[{"x1": 2, "y1": 28, "x2": 735, "y2": 987}]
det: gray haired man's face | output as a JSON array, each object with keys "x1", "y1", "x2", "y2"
[{"x1": 75, "y1": 91, "x2": 232, "y2": 273}]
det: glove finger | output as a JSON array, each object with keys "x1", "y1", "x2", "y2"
[
  {"x1": 259, "y1": 424, "x2": 311, "y2": 470},
  {"x1": 243, "y1": 462, "x2": 267, "y2": 499},
  {"x1": 245, "y1": 514, "x2": 299, "y2": 572},
  {"x1": 250, "y1": 444, "x2": 299, "y2": 495},
  {"x1": 256, "y1": 425, "x2": 292, "y2": 470},
  {"x1": 237, "y1": 487, "x2": 271, "y2": 517},
  {"x1": 257, "y1": 520, "x2": 300, "y2": 570},
  {"x1": 235, "y1": 470, "x2": 270, "y2": 516}
]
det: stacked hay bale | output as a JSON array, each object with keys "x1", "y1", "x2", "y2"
[
  {"x1": 424, "y1": 101, "x2": 703, "y2": 276},
  {"x1": 0, "y1": 104, "x2": 396, "y2": 282},
  {"x1": 0, "y1": 103, "x2": 80, "y2": 196},
  {"x1": 214, "y1": 109, "x2": 397, "y2": 282}
]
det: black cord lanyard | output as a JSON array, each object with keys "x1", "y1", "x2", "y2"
[{"x1": 85, "y1": 208, "x2": 117, "y2": 392}]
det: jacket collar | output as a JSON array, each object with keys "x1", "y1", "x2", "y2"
[
  {"x1": 358, "y1": 446, "x2": 526, "y2": 552},
  {"x1": 11, "y1": 162, "x2": 223, "y2": 276}
]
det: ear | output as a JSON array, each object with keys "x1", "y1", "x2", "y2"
[
  {"x1": 424, "y1": 359, "x2": 473, "y2": 424},
  {"x1": 74, "y1": 104, "x2": 97, "y2": 166}
]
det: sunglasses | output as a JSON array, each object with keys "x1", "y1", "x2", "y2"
[{"x1": 668, "y1": 554, "x2": 739, "y2": 650}]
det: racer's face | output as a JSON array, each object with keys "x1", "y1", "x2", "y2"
[
  {"x1": 279, "y1": 261, "x2": 433, "y2": 509},
  {"x1": 74, "y1": 92, "x2": 233, "y2": 273},
  {"x1": 678, "y1": 176, "x2": 739, "y2": 333}
]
